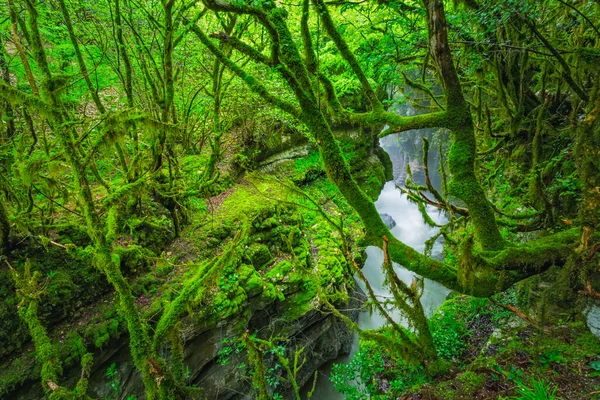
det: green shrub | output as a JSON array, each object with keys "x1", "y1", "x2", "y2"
[{"x1": 429, "y1": 298, "x2": 470, "y2": 360}]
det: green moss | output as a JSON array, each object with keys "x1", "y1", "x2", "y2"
[
  {"x1": 282, "y1": 289, "x2": 316, "y2": 320},
  {"x1": 0, "y1": 353, "x2": 37, "y2": 396},
  {"x1": 2, "y1": 166, "x2": 361, "y2": 398},
  {"x1": 61, "y1": 332, "x2": 86, "y2": 365},
  {"x1": 244, "y1": 243, "x2": 273, "y2": 269},
  {"x1": 457, "y1": 371, "x2": 485, "y2": 393},
  {"x1": 574, "y1": 329, "x2": 600, "y2": 356},
  {"x1": 237, "y1": 264, "x2": 266, "y2": 295},
  {"x1": 429, "y1": 296, "x2": 472, "y2": 360},
  {"x1": 293, "y1": 149, "x2": 323, "y2": 182},
  {"x1": 430, "y1": 380, "x2": 458, "y2": 399},
  {"x1": 264, "y1": 260, "x2": 293, "y2": 281},
  {"x1": 132, "y1": 273, "x2": 159, "y2": 296},
  {"x1": 85, "y1": 317, "x2": 122, "y2": 349},
  {"x1": 155, "y1": 258, "x2": 174, "y2": 278}
]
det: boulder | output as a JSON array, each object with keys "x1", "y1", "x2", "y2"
[{"x1": 379, "y1": 213, "x2": 397, "y2": 229}]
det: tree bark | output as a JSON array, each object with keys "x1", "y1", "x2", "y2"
[
  {"x1": 423, "y1": 0, "x2": 504, "y2": 251},
  {"x1": 0, "y1": 200, "x2": 9, "y2": 255}
]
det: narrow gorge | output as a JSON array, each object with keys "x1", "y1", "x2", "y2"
[{"x1": 1, "y1": 0, "x2": 600, "y2": 399}]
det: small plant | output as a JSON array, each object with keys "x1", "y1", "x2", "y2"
[
  {"x1": 515, "y1": 378, "x2": 557, "y2": 400},
  {"x1": 266, "y1": 364, "x2": 282, "y2": 389},
  {"x1": 539, "y1": 349, "x2": 565, "y2": 366},
  {"x1": 218, "y1": 272, "x2": 239, "y2": 294},
  {"x1": 430, "y1": 299, "x2": 470, "y2": 360},
  {"x1": 105, "y1": 363, "x2": 120, "y2": 399},
  {"x1": 267, "y1": 345, "x2": 286, "y2": 357},
  {"x1": 330, "y1": 344, "x2": 387, "y2": 399},
  {"x1": 217, "y1": 338, "x2": 234, "y2": 365},
  {"x1": 494, "y1": 364, "x2": 524, "y2": 383},
  {"x1": 217, "y1": 337, "x2": 245, "y2": 365},
  {"x1": 105, "y1": 363, "x2": 117, "y2": 380},
  {"x1": 495, "y1": 365, "x2": 557, "y2": 400}
]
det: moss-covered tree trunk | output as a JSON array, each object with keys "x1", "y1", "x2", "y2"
[
  {"x1": 114, "y1": 0, "x2": 134, "y2": 108},
  {"x1": 153, "y1": 0, "x2": 176, "y2": 172},
  {"x1": 203, "y1": 17, "x2": 236, "y2": 185},
  {"x1": 19, "y1": 1, "x2": 161, "y2": 397},
  {"x1": 0, "y1": 38, "x2": 15, "y2": 142},
  {"x1": 0, "y1": 38, "x2": 14, "y2": 254},
  {"x1": 423, "y1": 0, "x2": 504, "y2": 251},
  {"x1": 0, "y1": 200, "x2": 9, "y2": 255},
  {"x1": 575, "y1": 79, "x2": 600, "y2": 288}
]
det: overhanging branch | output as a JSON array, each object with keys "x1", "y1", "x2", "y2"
[
  {"x1": 346, "y1": 110, "x2": 448, "y2": 136},
  {"x1": 189, "y1": 23, "x2": 302, "y2": 118}
]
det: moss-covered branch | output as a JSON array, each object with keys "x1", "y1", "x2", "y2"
[
  {"x1": 300, "y1": 0, "x2": 344, "y2": 115},
  {"x1": 57, "y1": 0, "x2": 105, "y2": 114},
  {"x1": 152, "y1": 225, "x2": 248, "y2": 351},
  {"x1": 201, "y1": 0, "x2": 281, "y2": 63},
  {"x1": 313, "y1": 0, "x2": 383, "y2": 111},
  {"x1": 521, "y1": 15, "x2": 588, "y2": 103},
  {"x1": 10, "y1": 260, "x2": 94, "y2": 399},
  {"x1": 359, "y1": 110, "x2": 449, "y2": 136},
  {"x1": 10, "y1": 261, "x2": 62, "y2": 392},
  {"x1": 402, "y1": 71, "x2": 445, "y2": 111},
  {"x1": 189, "y1": 23, "x2": 301, "y2": 118},
  {"x1": 209, "y1": 31, "x2": 274, "y2": 66}
]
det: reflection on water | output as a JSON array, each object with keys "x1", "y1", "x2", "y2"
[
  {"x1": 307, "y1": 130, "x2": 451, "y2": 399},
  {"x1": 357, "y1": 181, "x2": 450, "y2": 330}
]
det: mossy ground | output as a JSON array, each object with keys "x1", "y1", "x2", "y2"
[
  {"x1": 0, "y1": 132, "x2": 387, "y2": 397},
  {"x1": 332, "y1": 293, "x2": 600, "y2": 400}
]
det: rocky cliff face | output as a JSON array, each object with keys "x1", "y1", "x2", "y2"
[
  {"x1": 2, "y1": 125, "x2": 387, "y2": 400},
  {"x1": 10, "y1": 284, "x2": 362, "y2": 400},
  {"x1": 4, "y1": 174, "x2": 367, "y2": 399}
]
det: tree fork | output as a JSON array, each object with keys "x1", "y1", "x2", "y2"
[{"x1": 188, "y1": 0, "x2": 589, "y2": 299}]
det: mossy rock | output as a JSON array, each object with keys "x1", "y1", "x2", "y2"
[
  {"x1": 133, "y1": 215, "x2": 175, "y2": 253},
  {"x1": 456, "y1": 371, "x2": 485, "y2": 395},
  {"x1": 44, "y1": 270, "x2": 77, "y2": 319},
  {"x1": 244, "y1": 243, "x2": 273, "y2": 269}
]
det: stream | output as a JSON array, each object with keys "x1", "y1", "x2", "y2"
[
  {"x1": 300, "y1": 96, "x2": 600, "y2": 398},
  {"x1": 305, "y1": 114, "x2": 452, "y2": 399}
]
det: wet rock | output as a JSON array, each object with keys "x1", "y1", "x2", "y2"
[
  {"x1": 257, "y1": 145, "x2": 310, "y2": 172},
  {"x1": 379, "y1": 213, "x2": 396, "y2": 229},
  {"x1": 586, "y1": 303, "x2": 600, "y2": 338}
]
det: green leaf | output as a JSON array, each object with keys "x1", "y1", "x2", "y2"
[{"x1": 589, "y1": 360, "x2": 600, "y2": 371}]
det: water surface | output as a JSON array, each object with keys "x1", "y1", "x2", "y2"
[{"x1": 307, "y1": 129, "x2": 451, "y2": 399}]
